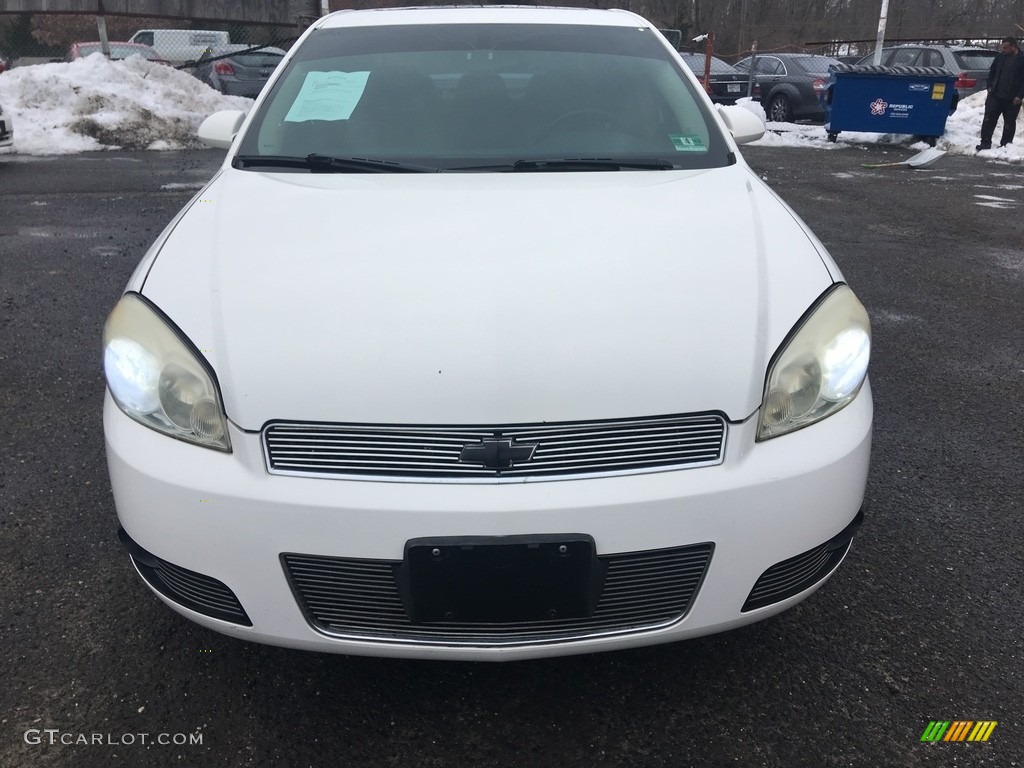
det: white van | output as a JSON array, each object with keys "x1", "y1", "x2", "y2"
[{"x1": 128, "y1": 29, "x2": 230, "y2": 64}]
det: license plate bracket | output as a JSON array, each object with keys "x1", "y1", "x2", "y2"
[{"x1": 398, "y1": 534, "x2": 605, "y2": 623}]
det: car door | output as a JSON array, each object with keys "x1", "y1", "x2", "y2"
[{"x1": 753, "y1": 56, "x2": 786, "y2": 100}]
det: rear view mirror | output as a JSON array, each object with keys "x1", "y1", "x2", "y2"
[
  {"x1": 197, "y1": 110, "x2": 246, "y2": 149},
  {"x1": 717, "y1": 104, "x2": 766, "y2": 145}
]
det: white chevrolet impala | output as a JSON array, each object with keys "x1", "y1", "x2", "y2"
[{"x1": 103, "y1": 6, "x2": 872, "y2": 660}]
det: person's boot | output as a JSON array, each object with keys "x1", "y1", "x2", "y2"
[{"x1": 976, "y1": 141, "x2": 992, "y2": 150}]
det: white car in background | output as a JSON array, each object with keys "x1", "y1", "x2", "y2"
[
  {"x1": 0, "y1": 100, "x2": 13, "y2": 149},
  {"x1": 103, "y1": 5, "x2": 872, "y2": 661}
]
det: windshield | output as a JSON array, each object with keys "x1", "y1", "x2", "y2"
[
  {"x1": 232, "y1": 52, "x2": 285, "y2": 67},
  {"x1": 235, "y1": 23, "x2": 731, "y2": 171},
  {"x1": 212, "y1": 45, "x2": 286, "y2": 67},
  {"x1": 954, "y1": 50, "x2": 997, "y2": 69},
  {"x1": 792, "y1": 55, "x2": 839, "y2": 75},
  {"x1": 679, "y1": 54, "x2": 739, "y2": 74},
  {"x1": 79, "y1": 44, "x2": 157, "y2": 60}
]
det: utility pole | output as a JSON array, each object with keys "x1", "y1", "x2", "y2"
[
  {"x1": 96, "y1": 0, "x2": 110, "y2": 57},
  {"x1": 746, "y1": 40, "x2": 758, "y2": 98},
  {"x1": 871, "y1": 0, "x2": 889, "y2": 65}
]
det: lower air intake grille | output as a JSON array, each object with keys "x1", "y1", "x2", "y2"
[
  {"x1": 121, "y1": 530, "x2": 252, "y2": 626},
  {"x1": 283, "y1": 544, "x2": 713, "y2": 645},
  {"x1": 264, "y1": 413, "x2": 726, "y2": 480},
  {"x1": 742, "y1": 540, "x2": 851, "y2": 612}
]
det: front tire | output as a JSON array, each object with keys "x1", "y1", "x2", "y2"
[{"x1": 767, "y1": 94, "x2": 793, "y2": 123}]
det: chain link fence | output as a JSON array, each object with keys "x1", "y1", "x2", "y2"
[{"x1": 0, "y1": 13, "x2": 302, "y2": 72}]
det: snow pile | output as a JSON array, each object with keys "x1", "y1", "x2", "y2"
[{"x1": 0, "y1": 54, "x2": 251, "y2": 154}]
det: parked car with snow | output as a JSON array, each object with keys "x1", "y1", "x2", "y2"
[{"x1": 104, "y1": 5, "x2": 872, "y2": 661}]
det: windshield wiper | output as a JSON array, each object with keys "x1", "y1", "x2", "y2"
[
  {"x1": 446, "y1": 158, "x2": 676, "y2": 172},
  {"x1": 513, "y1": 158, "x2": 676, "y2": 172},
  {"x1": 232, "y1": 154, "x2": 439, "y2": 173}
]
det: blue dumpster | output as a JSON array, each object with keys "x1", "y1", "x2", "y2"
[{"x1": 822, "y1": 64, "x2": 958, "y2": 144}]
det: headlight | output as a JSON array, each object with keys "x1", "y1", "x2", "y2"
[
  {"x1": 757, "y1": 284, "x2": 870, "y2": 440},
  {"x1": 103, "y1": 293, "x2": 231, "y2": 451}
]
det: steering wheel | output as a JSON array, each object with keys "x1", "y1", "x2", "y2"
[{"x1": 539, "y1": 109, "x2": 620, "y2": 140}]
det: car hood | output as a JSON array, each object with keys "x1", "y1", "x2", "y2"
[{"x1": 140, "y1": 165, "x2": 835, "y2": 429}]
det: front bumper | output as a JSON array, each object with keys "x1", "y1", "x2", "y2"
[{"x1": 105, "y1": 384, "x2": 872, "y2": 661}]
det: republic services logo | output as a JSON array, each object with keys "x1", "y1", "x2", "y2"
[{"x1": 870, "y1": 98, "x2": 888, "y2": 116}]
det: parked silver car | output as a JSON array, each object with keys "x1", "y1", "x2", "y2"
[
  {"x1": 193, "y1": 44, "x2": 286, "y2": 97},
  {"x1": 855, "y1": 44, "x2": 996, "y2": 96}
]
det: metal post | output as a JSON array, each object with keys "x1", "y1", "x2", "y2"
[
  {"x1": 746, "y1": 40, "x2": 758, "y2": 98},
  {"x1": 703, "y1": 31, "x2": 714, "y2": 93},
  {"x1": 97, "y1": 0, "x2": 110, "y2": 57},
  {"x1": 871, "y1": 0, "x2": 889, "y2": 65}
]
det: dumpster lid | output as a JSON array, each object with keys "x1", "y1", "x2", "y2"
[{"x1": 830, "y1": 63, "x2": 955, "y2": 78}]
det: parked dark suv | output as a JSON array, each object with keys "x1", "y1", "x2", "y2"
[{"x1": 854, "y1": 44, "x2": 996, "y2": 96}]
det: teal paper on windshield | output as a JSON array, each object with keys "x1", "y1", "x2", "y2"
[{"x1": 284, "y1": 71, "x2": 371, "y2": 122}]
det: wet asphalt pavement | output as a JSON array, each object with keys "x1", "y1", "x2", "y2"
[{"x1": 0, "y1": 145, "x2": 1021, "y2": 767}]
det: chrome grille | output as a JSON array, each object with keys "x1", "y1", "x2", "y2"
[
  {"x1": 283, "y1": 544, "x2": 713, "y2": 645},
  {"x1": 264, "y1": 414, "x2": 726, "y2": 480}
]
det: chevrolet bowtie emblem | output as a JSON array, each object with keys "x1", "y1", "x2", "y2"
[{"x1": 459, "y1": 437, "x2": 538, "y2": 469}]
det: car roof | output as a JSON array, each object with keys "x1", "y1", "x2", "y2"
[
  {"x1": 887, "y1": 43, "x2": 992, "y2": 51},
  {"x1": 74, "y1": 41, "x2": 152, "y2": 48},
  {"x1": 316, "y1": 6, "x2": 651, "y2": 29},
  {"x1": 677, "y1": 53, "x2": 739, "y2": 71},
  {"x1": 768, "y1": 53, "x2": 838, "y2": 60}
]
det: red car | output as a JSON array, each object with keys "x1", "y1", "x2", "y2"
[{"x1": 67, "y1": 41, "x2": 170, "y2": 66}]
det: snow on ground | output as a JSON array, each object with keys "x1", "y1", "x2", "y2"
[
  {"x1": 0, "y1": 53, "x2": 1022, "y2": 162},
  {"x1": 742, "y1": 91, "x2": 1024, "y2": 163}
]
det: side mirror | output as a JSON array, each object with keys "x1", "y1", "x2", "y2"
[
  {"x1": 197, "y1": 110, "x2": 246, "y2": 150},
  {"x1": 717, "y1": 104, "x2": 766, "y2": 145}
]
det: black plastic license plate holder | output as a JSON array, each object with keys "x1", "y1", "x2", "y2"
[{"x1": 399, "y1": 534, "x2": 604, "y2": 623}]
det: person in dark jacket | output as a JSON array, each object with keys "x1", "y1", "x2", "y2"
[{"x1": 976, "y1": 36, "x2": 1024, "y2": 150}]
